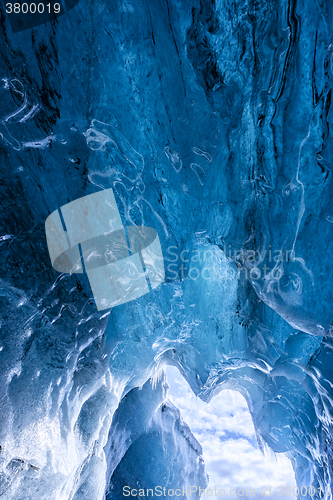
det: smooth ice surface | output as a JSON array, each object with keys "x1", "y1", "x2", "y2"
[{"x1": 1, "y1": 0, "x2": 333, "y2": 499}]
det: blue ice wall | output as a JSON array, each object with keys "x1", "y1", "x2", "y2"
[{"x1": 1, "y1": 0, "x2": 333, "y2": 498}]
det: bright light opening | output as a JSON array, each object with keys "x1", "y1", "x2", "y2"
[{"x1": 166, "y1": 366, "x2": 296, "y2": 494}]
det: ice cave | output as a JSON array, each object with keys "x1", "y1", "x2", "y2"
[{"x1": 1, "y1": 0, "x2": 333, "y2": 498}]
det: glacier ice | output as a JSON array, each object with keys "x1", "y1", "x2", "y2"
[
  {"x1": 1, "y1": 0, "x2": 333, "y2": 498},
  {"x1": 105, "y1": 375, "x2": 207, "y2": 499}
]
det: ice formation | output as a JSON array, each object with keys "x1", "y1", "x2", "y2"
[{"x1": 1, "y1": 0, "x2": 333, "y2": 498}]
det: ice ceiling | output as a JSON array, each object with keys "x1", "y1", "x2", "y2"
[{"x1": 1, "y1": 0, "x2": 333, "y2": 498}]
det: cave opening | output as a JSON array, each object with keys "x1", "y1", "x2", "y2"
[{"x1": 165, "y1": 366, "x2": 296, "y2": 495}]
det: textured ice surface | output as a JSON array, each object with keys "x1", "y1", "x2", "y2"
[
  {"x1": 1, "y1": 0, "x2": 333, "y2": 498},
  {"x1": 105, "y1": 375, "x2": 207, "y2": 499}
]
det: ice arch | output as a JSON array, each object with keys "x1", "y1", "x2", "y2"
[{"x1": 166, "y1": 366, "x2": 296, "y2": 493}]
